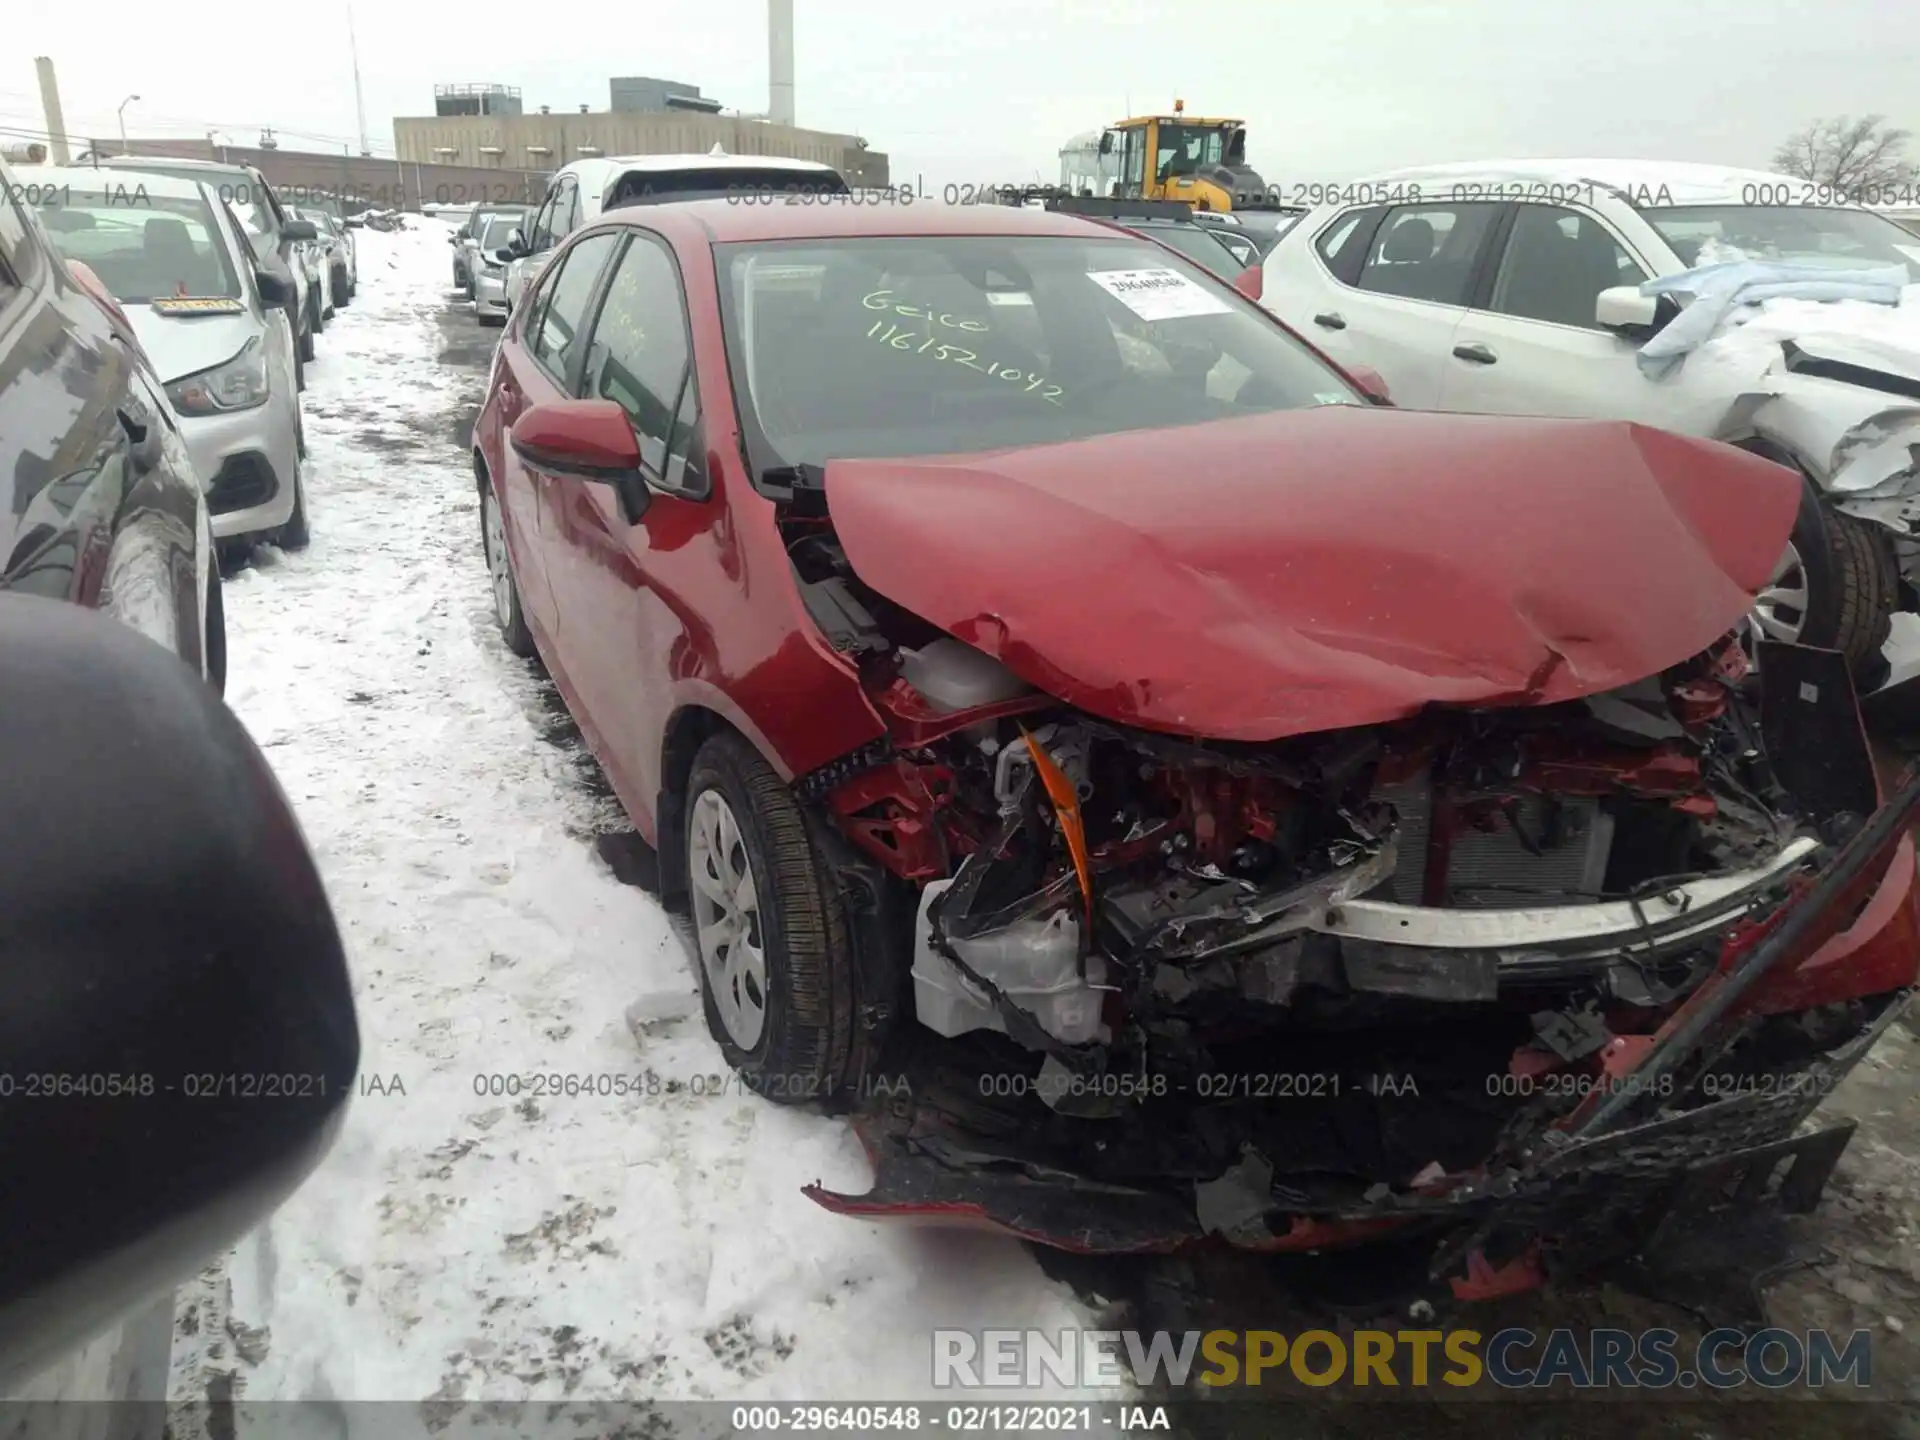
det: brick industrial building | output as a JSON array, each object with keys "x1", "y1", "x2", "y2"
[
  {"x1": 92, "y1": 136, "x2": 550, "y2": 211},
  {"x1": 393, "y1": 77, "x2": 888, "y2": 188}
]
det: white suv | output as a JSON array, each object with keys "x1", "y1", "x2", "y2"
[
  {"x1": 1261, "y1": 159, "x2": 1920, "y2": 682},
  {"x1": 500, "y1": 151, "x2": 848, "y2": 311}
]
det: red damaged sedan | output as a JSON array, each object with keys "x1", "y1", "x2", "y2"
[{"x1": 474, "y1": 199, "x2": 1920, "y2": 1285}]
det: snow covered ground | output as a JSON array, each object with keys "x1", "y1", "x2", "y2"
[{"x1": 167, "y1": 221, "x2": 1100, "y2": 1418}]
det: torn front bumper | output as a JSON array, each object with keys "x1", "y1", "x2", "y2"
[
  {"x1": 805, "y1": 987, "x2": 1911, "y2": 1262},
  {"x1": 807, "y1": 764, "x2": 1920, "y2": 1265}
]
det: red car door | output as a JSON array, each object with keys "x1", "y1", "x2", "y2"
[
  {"x1": 489, "y1": 231, "x2": 621, "y2": 642},
  {"x1": 540, "y1": 230, "x2": 716, "y2": 823}
]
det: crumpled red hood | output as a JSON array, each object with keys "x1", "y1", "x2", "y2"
[{"x1": 824, "y1": 407, "x2": 1800, "y2": 742}]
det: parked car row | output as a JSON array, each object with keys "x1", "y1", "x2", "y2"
[
  {"x1": 0, "y1": 147, "x2": 360, "y2": 712},
  {"x1": 469, "y1": 179, "x2": 1920, "y2": 1276}
]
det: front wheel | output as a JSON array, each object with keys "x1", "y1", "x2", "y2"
[
  {"x1": 685, "y1": 731, "x2": 867, "y2": 1104},
  {"x1": 1750, "y1": 483, "x2": 1898, "y2": 686}
]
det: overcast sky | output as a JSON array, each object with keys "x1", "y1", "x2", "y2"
[{"x1": 5, "y1": 0, "x2": 1916, "y2": 186}]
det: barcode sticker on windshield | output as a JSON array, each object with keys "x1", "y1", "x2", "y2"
[{"x1": 1087, "y1": 267, "x2": 1232, "y2": 321}]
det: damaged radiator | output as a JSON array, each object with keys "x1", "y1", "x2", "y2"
[{"x1": 1373, "y1": 778, "x2": 1614, "y2": 907}]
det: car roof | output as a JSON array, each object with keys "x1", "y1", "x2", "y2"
[
  {"x1": 555, "y1": 152, "x2": 840, "y2": 201},
  {"x1": 96, "y1": 155, "x2": 262, "y2": 182},
  {"x1": 1357, "y1": 158, "x2": 1827, "y2": 207},
  {"x1": 593, "y1": 198, "x2": 1128, "y2": 245},
  {"x1": 590, "y1": 152, "x2": 836, "y2": 174},
  {"x1": 26, "y1": 165, "x2": 217, "y2": 203}
]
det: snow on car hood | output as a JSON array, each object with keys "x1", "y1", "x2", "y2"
[
  {"x1": 825, "y1": 407, "x2": 1800, "y2": 743},
  {"x1": 125, "y1": 307, "x2": 259, "y2": 387}
]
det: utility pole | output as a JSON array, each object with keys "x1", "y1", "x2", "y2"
[
  {"x1": 348, "y1": 2, "x2": 372, "y2": 158},
  {"x1": 34, "y1": 57, "x2": 71, "y2": 165}
]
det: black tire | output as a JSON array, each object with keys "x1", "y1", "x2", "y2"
[
  {"x1": 278, "y1": 466, "x2": 310, "y2": 551},
  {"x1": 684, "y1": 730, "x2": 867, "y2": 1104},
  {"x1": 297, "y1": 312, "x2": 315, "y2": 365},
  {"x1": 332, "y1": 266, "x2": 350, "y2": 308},
  {"x1": 1777, "y1": 483, "x2": 1898, "y2": 684},
  {"x1": 480, "y1": 484, "x2": 536, "y2": 657},
  {"x1": 204, "y1": 562, "x2": 228, "y2": 697},
  {"x1": 311, "y1": 289, "x2": 326, "y2": 335}
]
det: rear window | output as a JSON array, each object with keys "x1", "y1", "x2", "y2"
[
  {"x1": 38, "y1": 184, "x2": 240, "y2": 302},
  {"x1": 716, "y1": 233, "x2": 1362, "y2": 471},
  {"x1": 607, "y1": 167, "x2": 848, "y2": 209}
]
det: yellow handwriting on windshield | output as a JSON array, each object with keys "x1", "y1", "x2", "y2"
[
  {"x1": 862, "y1": 289, "x2": 989, "y2": 334},
  {"x1": 865, "y1": 320, "x2": 1064, "y2": 406}
]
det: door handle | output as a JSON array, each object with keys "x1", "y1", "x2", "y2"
[
  {"x1": 1313, "y1": 312, "x2": 1347, "y2": 330},
  {"x1": 1452, "y1": 342, "x2": 1498, "y2": 365}
]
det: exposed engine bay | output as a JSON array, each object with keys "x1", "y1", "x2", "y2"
[{"x1": 782, "y1": 511, "x2": 1918, "y2": 1261}]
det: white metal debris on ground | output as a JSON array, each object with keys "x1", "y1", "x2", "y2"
[{"x1": 167, "y1": 221, "x2": 1103, "y2": 1415}]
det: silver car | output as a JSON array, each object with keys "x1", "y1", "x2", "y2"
[
  {"x1": 455, "y1": 204, "x2": 530, "y2": 299},
  {"x1": 34, "y1": 167, "x2": 309, "y2": 549},
  {"x1": 297, "y1": 206, "x2": 357, "y2": 309},
  {"x1": 469, "y1": 213, "x2": 519, "y2": 326}
]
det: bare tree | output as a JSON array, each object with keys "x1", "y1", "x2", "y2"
[{"x1": 1772, "y1": 114, "x2": 1917, "y2": 192}]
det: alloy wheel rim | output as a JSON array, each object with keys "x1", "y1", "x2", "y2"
[
  {"x1": 688, "y1": 788, "x2": 768, "y2": 1050},
  {"x1": 483, "y1": 493, "x2": 514, "y2": 626},
  {"x1": 1748, "y1": 540, "x2": 1809, "y2": 649}
]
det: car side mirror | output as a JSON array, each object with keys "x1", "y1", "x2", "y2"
[
  {"x1": 283, "y1": 219, "x2": 318, "y2": 243},
  {"x1": 511, "y1": 400, "x2": 653, "y2": 523},
  {"x1": 1596, "y1": 284, "x2": 1683, "y2": 339},
  {"x1": 1231, "y1": 265, "x2": 1263, "y2": 302},
  {"x1": 1348, "y1": 364, "x2": 1393, "y2": 405},
  {"x1": 506, "y1": 227, "x2": 529, "y2": 257},
  {"x1": 491, "y1": 247, "x2": 516, "y2": 265},
  {"x1": 255, "y1": 269, "x2": 291, "y2": 307},
  {"x1": 0, "y1": 596, "x2": 356, "y2": 1394}
]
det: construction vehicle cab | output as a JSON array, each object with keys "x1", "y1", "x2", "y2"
[{"x1": 1097, "y1": 101, "x2": 1275, "y2": 212}]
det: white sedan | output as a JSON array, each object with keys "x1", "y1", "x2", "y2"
[
  {"x1": 35, "y1": 167, "x2": 309, "y2": 550},
  {"x1": 1260, "y1": 158, "x2": 1920, "y2": 682}
]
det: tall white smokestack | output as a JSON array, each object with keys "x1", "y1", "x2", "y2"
[{"x1": 768, "y1": 0, "x2": 795, "y2": 127}]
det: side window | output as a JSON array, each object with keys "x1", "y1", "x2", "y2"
[
  {"x1": 1487, "y1": 204, "x2": 1650, "y2": 330},
  {"x1": 527, "y1": 190, "x2": 560, "y2": 252},
  {"x1": 530, "y1": 232, "x2": 619, "y2": 388},
  {"x1": 1314, "y1": 205, "x2": 1387, "y2": 286},
  {"x1": 558, "y1": 182, "x2": 582, "y2": 238},
  {"x1": 1354, "y1": 203, "x2": 1502, "y2": 306},
  {"x1": 580, "y1": 236, "x2": 697, "y2": 488}
]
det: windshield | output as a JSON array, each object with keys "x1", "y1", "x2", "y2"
[
  {"x1": 1644, "y1": 204, "x2": 1920, "y2": 277},
  {"x1": 1155, "y1": 124, "x2": 1227, "y2": 180},
  {"x1": 1131, "y1": 222, "x2": 1248, "y2": 277},
  {"x1": 38, "y1": 186, "x2": 240, "y2": 302},
  {"x1": 109, "y1": 164, "x2": 276, "y2": 235},
  {"x1": 716, "y1": 234, "x2": 1362, "y2": 471}
]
